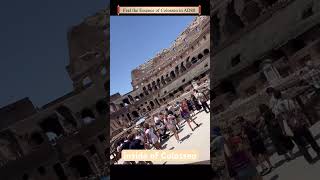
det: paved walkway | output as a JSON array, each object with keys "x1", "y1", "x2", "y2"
[
  {"x1": 160, "y1": 109, "x2": 211, "y2": 164},
  {"x1": 116, "y1": 106, "x2": 210, "y2": 165},
  {"x1": 264, "y1": 121, "x2": 320, "y2": 180}
]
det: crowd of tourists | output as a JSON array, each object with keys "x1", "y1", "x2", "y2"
[
  {"x1": 212, "y1": 61, "x2": 320, "y2": 180},
  {"x1": 113, "y1": 89, "x2": 210, "y2": 164}
]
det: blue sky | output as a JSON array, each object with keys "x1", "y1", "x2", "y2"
[
  {"x1": 110, "y1": 16, "x2": 194, "y2": 95},
  {"x1": 0, "y1": 1, "x2": 107, "y2": 107}
]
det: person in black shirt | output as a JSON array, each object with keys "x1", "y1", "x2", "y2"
[
  {"x1": 237, "y1": 116, "x2": 273, "y2": 175},
  {"x1": 129, "y1": 132, "x2": 145, "y2": 150},
  {"x1": 122, "y1": 134, "x2": 136, "y2": 164},
  {"x1": 259, "y1": 104, "x2": 294, "y2": 161}
]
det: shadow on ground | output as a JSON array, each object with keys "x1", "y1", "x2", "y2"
[
  {"x1": 181, "y1": 133, "x2": 192, "y2": 142},
  {"x1": 268, "y1": 174, "x2": 279, "y2": 180}
]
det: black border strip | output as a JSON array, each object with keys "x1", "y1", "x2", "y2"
[{"x1": 111, "y1": 165, "x2": 213, "y2": 179}]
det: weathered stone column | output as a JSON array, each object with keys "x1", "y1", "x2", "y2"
[
  {"x1": 217, "y1": 4, "x2": 228, "y2": 42},
  {"x1": 261, "y1": 59, "x2": 281, "y2": 86},
  {"x1": 253, "y1": 0, "x2": 268, "y2": 13},
  {"x1": 234, "y1": 0, "x2": 249, "y2": 26}
]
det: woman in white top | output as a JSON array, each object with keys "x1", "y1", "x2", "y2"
[{"x1": 144, "y1": 123, "x2": 161, "y2": 149}]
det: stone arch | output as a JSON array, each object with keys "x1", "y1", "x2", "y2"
[
  {"x1": 204, "y1": 49, "x2": 210, "y2": 55},
  {"x1": 180, "y1": 62, "x2": 187, "y2": 72},
  {"x1": 161, "y1": 76, "x2": 166, "y2": 85},
  {"x1": 143, "y1": 87, "x2": 149, "y2": 95},
  {"x1": 225, "y1": 0, "x2": 244, "y2": 35},
  {"x1": 156, "y1": 78, "x2": 161, "y2": 88},
  {"x1": 212, "y1": 14, "x2": 221, "y2": 47},
  {"x1": 132, "y1": 111, "x2": 139, "y2": 118},
  {"x1": 186, "y1": 58, "x2": 192, "y2": 68},
  {"x1": 241, "y1": 0, "x2": 261, "y2": 23},
  {"x1": 0, "y1": 130, "x2": 23, "y2": 161},
  {"x1": 56, "y1": 105, "x2": 77, "y2": 128},
  {"x1": 69, "y1": 155, "x2": 93, "y2": 177},
  {"x1": 220, "y1": 80, "x2": 237, "y2": 94},
  {"x1": 126, "y1": 113, "x2": 132, "y2": 121},
  {"x1": 170, "y1": 71, "x2": 176, "y2": 79},
  {"x1": 150, "y1": 101, "x2": 155, "y2": 109},
  {"x1": 152, "y1": 81, "x2": 157, "y2": 90},
  {"x1": 147, "y1": 84, "x2": 152, "y2": 91},
  {"x1": 96, "y1": 99, "x2": 107, "y2": 115},
  {"x1": 39, "y1": 114, "x2": 64, "y2": 137},
  {"x1": 110, "y1": 103, "x2": 117, "y2": 113},
  {"x1": 191, "y1": 57, "x2": 198, "y2": 64},
  {"x1": 155, "y1": 99, "x2": 160, "y2": 106},
  {"x1": 128, "y1": 95, "x2": 134, "y2": 103},
  {"x1": 175, "y1": 66, "x2": 179, "y2": 75},
  {"x1": 81, "y1": 108, "x2": 95, "y2": 119},
  {"x1": 30, "y1": 131, "x2": 44, "y2": 146},
  {"x1": 122, "y1": 98, "x2": 130, "y2": 105}
]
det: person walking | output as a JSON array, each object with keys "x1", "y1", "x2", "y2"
[
  {"x1": 194, "y1": 90, "x2": 210, "y2": 113},
  {"x1": 180, "y1": 100, "x2": 199, "y2": 131},
  {"x1": 191, "y1": 94, "x2": 202, "y2": 111},
  {"x1": 186, "y1": 98, "x2": 195, "y2": 116},
  {"x1": 163, "y1": 112, "x2": 181, "y2": 143},
  {"x1": 144, "y1": 123, "x2": 161, "y2": 150},
  {"x1": 273, "y1": 90, "x2": 320, "y2": 164},
  {"x1": 259, "y1": 104, "x2": 294, "y2": 161},
  {"x1": 238, "y1": 116, "x2": 273, "y2": 175}
]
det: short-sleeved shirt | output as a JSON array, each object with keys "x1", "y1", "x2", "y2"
[
  {"x1": 196, "y1": 92, "x2": 206, "y2": 102},
  {"x1": 145, "y1": 128, "x2": 158, "y2": 144},
  {"x1": 165, "y1": 115, "x2": 176, "y2": 130},
  {"x1": 274, "y1": 98, "x2": 306, "y2": 129}
]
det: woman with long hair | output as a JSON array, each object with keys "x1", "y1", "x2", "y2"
[
  {"x1": 162, "y1": 112, "x2": 181, "y2": 143},
  {"x1": 237, "y1": 116, "x2": 273, "y2": 175},
  {"x1": 180, "y1": 100, "x2": 199, "y2": 131}
]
